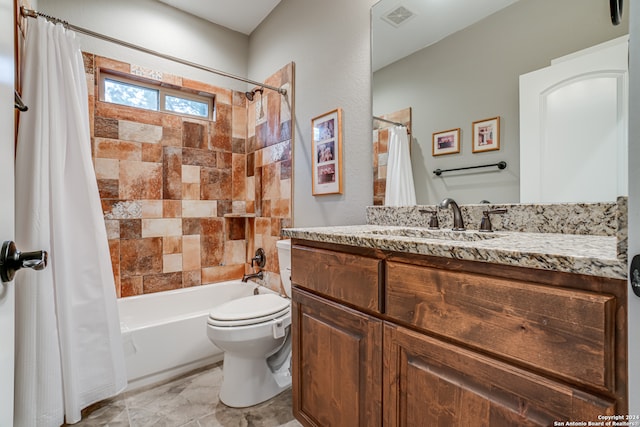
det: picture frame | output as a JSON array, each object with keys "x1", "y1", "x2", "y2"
[
  {"x1": 472, "y1": 116, "x2": 500, "y2": 153},
  {"x1": 432, "y1": 128, "x2": 461, "y2": 156},
  {"x1": 311, "y1": 108, "x2": 343, "y2": 195}
]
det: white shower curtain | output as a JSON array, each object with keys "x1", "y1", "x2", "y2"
[
  {"x1": 15, "y1": 17, "x2": 127, "y2": 425},
  {"x1": 385, "y1": 126, "x2": 416, "y2": 206}
]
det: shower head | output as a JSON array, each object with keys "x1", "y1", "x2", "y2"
[{"x1": 245, "y1": 88, "x2": 264, "y2": 101}]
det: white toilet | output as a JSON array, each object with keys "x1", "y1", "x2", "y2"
[{"x1": 206, "y1": 239, "x2": 292, "y2": 408}]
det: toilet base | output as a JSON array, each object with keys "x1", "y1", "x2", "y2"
[{"x1": 219, "y1": 353, "x2": 292, "y2": 408}]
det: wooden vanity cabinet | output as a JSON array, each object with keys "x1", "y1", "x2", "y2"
[
  {"x1": 384, "y1": 323, "x2": 616, "y2": 426},
  {"x1": 292, "y1": 288, "x2": 383, "y2": 427},
  {"x1": 290, "y1": 240, "x2": 627, "y2": 426}
]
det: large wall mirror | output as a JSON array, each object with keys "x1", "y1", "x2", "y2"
[{"x1": 372, "y1": 0, "x2": 629, "y2": 205}]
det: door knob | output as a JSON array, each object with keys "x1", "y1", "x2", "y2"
[
  {"x1": 0, "y1": 241, "x2": 48, "y2": 282},
  {"x1": 631, "y1": 254, "x2": 640, "y2": 298}
]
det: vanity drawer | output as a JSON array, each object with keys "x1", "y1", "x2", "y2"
[
  {"x1": 385, "y1": 261, "x2": 616, "y2": 392},
  {"x1": 291, "y1": 245, "x2": 381, "y2": 313}
]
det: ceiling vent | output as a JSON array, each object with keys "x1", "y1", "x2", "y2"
[{"x1": 381, "y1": 5, "x2": 416, "y2": 28}]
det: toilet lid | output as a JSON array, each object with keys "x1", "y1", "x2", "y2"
[{"x1": 208, "y1": 294, "x2": 290, "y2": 327}]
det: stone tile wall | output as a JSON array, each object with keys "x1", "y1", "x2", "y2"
[{"x1": 85, "y1": 53, "x2": 293, "y2": 297}]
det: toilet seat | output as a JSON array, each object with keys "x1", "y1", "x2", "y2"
[{"x1": 208, "y1": 294, "x2": 290, "y2": 327}]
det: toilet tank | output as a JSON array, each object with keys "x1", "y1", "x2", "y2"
[{"x1": 276, "y1": 239, "x2": 292, "y2": 298}]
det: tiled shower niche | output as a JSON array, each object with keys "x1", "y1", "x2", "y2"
[{"x1": 84, "y1": 53, "x2": 293, "y2": 297}]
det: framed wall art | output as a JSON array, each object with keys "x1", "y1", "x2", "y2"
[
  {"x1": 472, "y1": 116, "x2": 500, "y2": 153},
  {"x1": 311, "y1": 108, "x2": 343, "y2": 195},
  {"x1": 432, "y1": 128, "x2": 460, "y2": 156}
]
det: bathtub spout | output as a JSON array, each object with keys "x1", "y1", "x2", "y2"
[{"x1": 242, "y1": 270, "x2": 264, "y2": 283}]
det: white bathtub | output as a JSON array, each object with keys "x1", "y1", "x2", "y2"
[{"x1": 118, "y1": 280, "x2": 260, "y2": 391}]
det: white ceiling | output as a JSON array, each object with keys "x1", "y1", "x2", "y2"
[
  {"x1": 156, "y1": 0, "x2": 519, "y2": 70},
  {"x1": 156, "y1": 0, "x2": 282, "y2": 35},
  {"x1": 372, "y1": 0, "x2": 520, "y2": 71}
]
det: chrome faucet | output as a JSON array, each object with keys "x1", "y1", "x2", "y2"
[
  {"x1": 242, "y1": 270, "x2": 264, "y2": 283},
  {"x1": 439, "y1": 198, "x2": 465, "y2": 231}
]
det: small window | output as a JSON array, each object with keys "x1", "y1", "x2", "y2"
[
  {"x1": 165, "y1": 94, "x2": 209, "y2": 118},
  {"x1": 100, "y1": 72, "x2": 214, "y2": 120},
  {"x1": 104, "y1": 78, "x2": 159, "y2": 111}
]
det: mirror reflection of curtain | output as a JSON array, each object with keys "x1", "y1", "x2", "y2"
[{"x1": 385, "y1": 126, "x2": 416, "y2": 206}]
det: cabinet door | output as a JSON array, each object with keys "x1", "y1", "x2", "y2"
[
  {"x1": 383, "y1": 323, "x2": 616, "y2": 427},
  {"x1": 292, "y1": 288, "x2": 382, "y2": 427}
]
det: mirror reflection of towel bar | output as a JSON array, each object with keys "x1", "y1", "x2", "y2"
[{"x1": 433, "y1": 161, "x2": 507, "y2": 176}]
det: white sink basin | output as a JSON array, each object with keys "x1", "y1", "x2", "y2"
[{"x1": 363, "y1": 227, "x2": 504, "y2": 242}]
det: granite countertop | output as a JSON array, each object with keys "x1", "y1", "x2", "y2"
[{"x1": 282, "y1": 224, "x2": 627, "y2": 280}]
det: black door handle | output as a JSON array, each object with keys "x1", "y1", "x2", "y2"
[{"x1": 0, "y1": 241, "x2": 48, "y2": 282}]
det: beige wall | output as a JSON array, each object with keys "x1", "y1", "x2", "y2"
[
  {"x1": 373, "y1": 0, "x2": 629, "y2": 205},
  {"x1": 38, "y1": 0, "x2": 250, "y2": 92},
  {"x1": 249, "y1": 0, "x2": 378, "y2": 227}
]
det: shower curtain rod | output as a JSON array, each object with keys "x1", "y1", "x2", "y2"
[
  {"x1": 20, "y1": 7, "x2": 287, "y2": 96},
  {"x1": 373, "y1": 116, "x2": 404, "y2": 127}
]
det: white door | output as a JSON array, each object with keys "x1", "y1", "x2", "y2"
[
  {"x1": 628, "y1": 0, "x2": 640, "y2": 414},
  {"x1": 0, "y1": 0, "x2": 15, "y2": 424},
  {"x1": 520, "y1": 36, "x2": 628, "y2": 203}
]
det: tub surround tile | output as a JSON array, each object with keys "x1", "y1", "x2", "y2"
[
  {"x1": 182, "y1": 183, "x2": 201, "y2": 200},
  {"x1": 95, "y1": 56, "x2": 129, "y2": 73},
  {"x1": 94, "y1": 116, "x2": 119, "y2": 139},
  {"x1": 109, "y1": 240, "x2": 121, "y2": 297},
  {"x1": 119, "y1": 120, "x2": 163, "y2": 144},
  {"x1": 120, "y1": 238, "x2": 163, "y2": 277},
  {"x1": 95, "y1": 101, "x2": 165, "y2": 126},
  {"x1": 211, "y1": 103, "x2": 232, "y2": 152},
  {"x1": 95, "y1": 158, "x2": 120, "y2": 180},
  {"x1": 143, "y1": 272, "x2": 183, "y2": 294},
  {"x1": 224, "y1": 240, "x2": 247, "y2": 266},
  {"x1": 183, "y1": 121, "x2": 207, "y2": 149},
  {"x1": 121, "y1": 276, "x2": 143, "y2": 297},
  {"x1": 201, "y1": 265, "x2": 246, "y2": 284},
  {"x1": 163, "y1": 254, "x2": 183, "y2": 273},
  {"x1": 163, "y1": 236, "x2": 182, "y2": 255},
  {"x1": 98, "y1": 179, "x2": 119, "y2": 199},
  {"x1": 119, "y1": 160, "x2": 162, "y2": 199},
  {"x1": 182, "y1": 200, "x2": 217, "y2": 218},
  {"x1": 141, "y1": 142, "x2": 163, "y2": 163},
  {"x1": 182, "y1": 164, "x2": 200, "y2": 183},
  {"x1": 95, "y1": 138, "x2": 142, "y2": 161},
  {"x1": 160, "y1": 126, "x2": 182, "y2": 147},
  {"x1": 201, "y1": 235, "x2": 224, "y2": 268},
  {"x1": 183, "y1": 270, "x2": 201, "y2": 287},
  {"x1": 140, "y1": 200, "x2": 163, "y2": 219},
  {"x1": 182, "y1": 235, "x2": 202, "y2": 271},
  {"x1": 182, "y1": 147, "x2": 217, "y2": 168},
  {"x1": 216, "y1": 200, "x2": 233, "y2": 217},
  {"x1": 162, "y1": 146, "x2": 183, "y2": 200},
  {"x1": 232, "y1": 105, "x2": 248, "y2": 139},
  {"x1": 163, "y1": 200, "x2": 182, "y2": 218},
  {"x1": 120, "y1": 219, "x2": 142, "y2": 240},
  {"x1": 105, "y1": 220, "x2": 120, "y2": 240},
  {"x1": 130, "y1": 64, "x2": 162, "y2": 82},
  {"x1": 104, "y1": 201, "x2": 142, "y2": 220},
  {"x1": 141, "y1": 218, "x2": 182, "y2": 238},
  {"x1": 89, "y1": 53, "x2": 293, "y2": 298}
]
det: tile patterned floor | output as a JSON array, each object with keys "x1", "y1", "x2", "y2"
[{"x1": 67, "y1": 364, "x2": 302, "y2": 427}]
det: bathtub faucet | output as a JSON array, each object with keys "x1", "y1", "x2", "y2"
[{"x1": 242, "y1": 270, "x2": 264, "y2": 283}]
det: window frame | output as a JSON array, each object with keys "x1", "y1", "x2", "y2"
[{"x1": 98, "y1": 70, "x2": 215, "y2": 121}]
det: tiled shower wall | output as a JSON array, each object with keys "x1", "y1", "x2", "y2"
[{"x1": 84, "y1": 53, "x2": 293, "y2": 297}]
